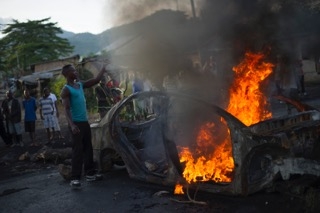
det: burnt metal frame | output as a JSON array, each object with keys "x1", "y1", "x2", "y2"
[{"x1": 104, "y1": 91, "x2": 320, "y2": 196}]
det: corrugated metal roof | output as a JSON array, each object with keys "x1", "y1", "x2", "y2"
[{"x1": 19, "y1": 68, "x2": 60, "y2": 85}]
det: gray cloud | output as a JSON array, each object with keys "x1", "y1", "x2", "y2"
[{"x1": 102, "y1": 0, "x2": 205, "y2": 28}]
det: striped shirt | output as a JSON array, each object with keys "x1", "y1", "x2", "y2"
[{"x1": 39, "y1": 97, "x2": 54, "y2": 116}]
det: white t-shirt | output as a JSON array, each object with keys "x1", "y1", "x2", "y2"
[{"x1": 48, "y1": 93, "x2": 57, "y2": 112}]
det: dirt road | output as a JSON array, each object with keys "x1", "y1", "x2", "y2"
[
  {"x1": 1, "y1": 80, "x2": 320, "y2": 212},
  {"x1": 0, "y1": 163, "x2": 311, "y2": 213}
]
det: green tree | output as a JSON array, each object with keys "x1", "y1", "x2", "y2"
[
  {"x1": 0, "y1": 18, "x2": 74, "y2": 76},
  {"x1": 49, "y1": 75, "x2": 66, "y2": 101}
]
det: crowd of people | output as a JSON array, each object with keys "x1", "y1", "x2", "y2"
[
  {"x1": 0, "y1": 55, "x2": 308, "y2": 148},
  {"x1": 0, "y1": 55, "x2": 309, "y2": 190},
  {"x1": 94, "y1": 70, "x2": 156, "y2": 121},
  {"x1": 0, "y1": 87, "x2": 64, "y2": 148},
  {"x1": 94, "y1": 64, "x2": 204, "y2": 122},
  {"x1": 0, "y1": 63, "x2": 108, "y2": 189},
  {"x1": 0, "y1": 64, "x2": 164, "y2": 148}
]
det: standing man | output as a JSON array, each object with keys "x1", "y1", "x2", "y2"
[
  {"x1": 0, "y1": 104, "x2": 12, "y2": 147},
  {"x1": 1, "y1": 98, "x2": 10, "y2": 136},
  {"x1": 119, "y1": 71, "x2": 133, "y2": 98},
  {"x1": 95, "y1": 76, "x2": 111, "y2": 120},
  {"x1": 48, "y1": 88, "x2": 64, "y2": 139},
  {"x1": 60, "y1": 64, "x2": 105, "y2": 189},
  {"x1": 39, "y1": 88, "x2": 55, "y2": 144},
  {"x1": 22, "y1": 89, "x2": 38, "y2": 146},
  {"x1": 295, "y1": 59, "x2": 307, "y2": 96},
  {"x1": 202, "y1": 55, "x2": 217, "y2": 76},
  {"x1": 1, "y1": 90, "x2": 23, "y2": 147},
  {"x1": 132, "y1": 72, "x2": 144, "y2": 117},
  {"x1": 274, "y1": 56, "x2": 284, "y2": 96}
]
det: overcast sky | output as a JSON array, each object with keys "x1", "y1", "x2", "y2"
[
  {"x1": 0, "y1": 0, "x2": 204, "y2": 37},
  {"x1": 0, "y1": 0, "x2": 111, "y2": 34}
]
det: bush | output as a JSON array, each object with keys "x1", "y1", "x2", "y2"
[{"x1": 49, "y1": 75, "x2": 66, "y2": 101}]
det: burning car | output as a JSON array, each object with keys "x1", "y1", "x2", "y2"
[
  {"x1": 91, "y1": 90, "x2": 320, "y2": 196},
  {"x1": 91, "y1": 52, "x2": 320, "y2": 196}
]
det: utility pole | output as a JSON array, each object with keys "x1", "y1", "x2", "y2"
[
  {"x1": 190, "y1": 0, "x2": 202, "y2": 69},
  {"x1": 190, "y1": 0, "x2": 196, "y2": 18}
]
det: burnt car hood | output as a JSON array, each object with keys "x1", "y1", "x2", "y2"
[{"x1": 103, "y1": 91, "x2": 320, "y2": 196}]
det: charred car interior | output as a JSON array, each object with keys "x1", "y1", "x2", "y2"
[{"x1": 91, "y1": 89, "x2": 320, "y2": 196}]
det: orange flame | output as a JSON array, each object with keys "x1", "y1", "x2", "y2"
[
  {"x1": 179, "y1": 123, "x2": 234, "y2": 184},
  {"x1": 174, "y1": 51, "x2": 273, "y2": 193},
  {"x1": 174, "y1": 183, "x2": 184, "y2": 194},
  {"x1": 227, "y1": 52, "x2": 273, "y2": 126}
]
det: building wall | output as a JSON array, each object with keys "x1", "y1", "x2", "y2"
[
  {"x1": 82, "y1": 62, "x2": 101, "y2": 76},
  {"x1": 303, "y1": 59, "x2": 320, "y2": 82},
  {"x1": 33, "y1": 55, "x2": 80, "y2": 73}
]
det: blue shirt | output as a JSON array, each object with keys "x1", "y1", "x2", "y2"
[
  {"x1": 132, "y1": 77, "x2": 144, "y2": 93},
  {"x1": 23, "y1": 97, "x2": 37, "y2": 121},
  {"x1": 65, "y1": 82, "x2": 88, "y2": 122}
]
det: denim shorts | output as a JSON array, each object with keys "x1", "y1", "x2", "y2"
[{"x1": 8, "y1": 121, "x2": 23, "y2": 135}]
